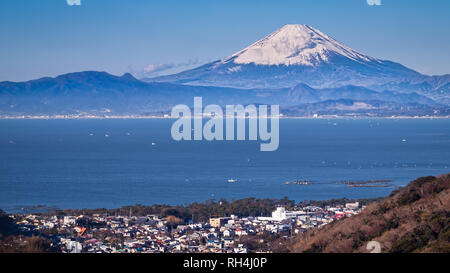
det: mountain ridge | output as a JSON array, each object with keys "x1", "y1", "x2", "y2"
[{"x1": 1, "y1": 71, "x2": 447, "y2": 117}]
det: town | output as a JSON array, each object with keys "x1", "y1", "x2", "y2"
[{"x1": 9, "y1": 202, "x2": 363, "y2": 253}]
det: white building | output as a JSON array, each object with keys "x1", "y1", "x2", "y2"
[
  {"x1": 345, "y1": 202, "x2": 359, "y2": 209},
  {"x1": 270, "y1": 207, "x2": 306, "y2": 221},
  {"x1": 63, "y1": 216, "x2": 76, "y2": 225}
]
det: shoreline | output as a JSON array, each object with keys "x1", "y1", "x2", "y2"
[
  {"x1": 1, "y1": 115, "x2": 450, "y2": 120},
  {"x1": 3, "y1": 196, "x2": 384, "y2": 216}
]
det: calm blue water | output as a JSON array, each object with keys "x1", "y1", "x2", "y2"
[{"x1": 0, "y1": 119, "x2": 449, "y2": 212}]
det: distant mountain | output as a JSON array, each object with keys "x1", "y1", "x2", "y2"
[
  {"x1": 282, "y1": 99, "x2": 449, "y2": 117},
  {"x1": 0, "y1": 71, "x2": 283, "y2": 116},
  {"x1": 0, "y1": 71, "x2": 446, "y2": 117},
  {"x1": 286, "y1": 84, "x2": 438, "y2": 105},
  {"x1": 289, "y1": 174, "x2": 450, "y2": 253},
  {"x1": 146, "y1": 24, "x2": 423, "y2": 89},
  {"x1": 146, "y1": 24, "x2": 450, "y2": 106},
  {"x1": 1, "y1": 25, "x2": 449, "y2": 117},
  {"x1": 368, "y1": 75, "x2": 450, "y2": 105}
]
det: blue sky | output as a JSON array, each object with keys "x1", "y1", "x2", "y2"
[{"x1": 0, "y1": 0, "x2": 449, "y2": 81}]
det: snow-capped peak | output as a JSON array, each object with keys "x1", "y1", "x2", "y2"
[{"x1": 222, "y1": 24, "x2": 376, "y2": 66}]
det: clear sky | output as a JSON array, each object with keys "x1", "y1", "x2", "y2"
[{"x1": 1, "y1": 0, "x2": 449, "y2": 81}]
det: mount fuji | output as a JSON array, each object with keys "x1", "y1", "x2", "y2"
[
  {"x1": 146, "y1": 24, "x2": 423, "y2": 89},
  {"x1": 1, "y1": 24, "x2": 449, "y2": 117}
]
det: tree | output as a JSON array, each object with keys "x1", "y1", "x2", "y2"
[
  {"x1": 25, "y1": 236, "x2": 52, "y2": 253},
  {"x1": 166, "y1": 215, "x2": 184, "y2": 231}
]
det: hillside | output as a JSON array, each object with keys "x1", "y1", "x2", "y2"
[{"x1": 289, "y1": 174, "x2": 450, "y2": 253}]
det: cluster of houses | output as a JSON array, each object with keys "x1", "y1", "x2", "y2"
[{"x1": 11, "y1": 202, "x2": 362, "y2": 253}]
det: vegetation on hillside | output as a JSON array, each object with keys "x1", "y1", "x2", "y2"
[
  {"x1": 40, "y1": 197, "x2": 298, "y2": 223},
  {"x1": 289, "y1": 174, "x2": 450, "y2": 253},
  {"x1": 40, "y1": 196, "x2": 380, "y2": 224}
]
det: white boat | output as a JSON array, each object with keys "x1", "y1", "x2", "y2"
[{"x1": 228, "y1": 179, "x2": 237, "y2": 183}]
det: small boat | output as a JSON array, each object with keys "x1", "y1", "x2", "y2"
[
  {"x1": 151, "y1": 142, "x2": 156, "y2": 146},
  {"x1": 293, "y1": 180, "x2": 310, "y2": 185},
  {"x1": 285, "y1": 181, "x2": 290, "y2": 185},
  {"x1": 228, "y1": 179, "x2": 237, "y2": 183}
]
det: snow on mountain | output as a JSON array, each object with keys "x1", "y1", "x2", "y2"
[
  {"x1": 222, "y1": 24, "x2": 376, "y2": 66},
  {"x1": 146, "y1": 24, "x2": 421, "y2": 89}
]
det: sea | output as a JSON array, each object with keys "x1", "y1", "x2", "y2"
[{"x1": 0, "y1": 118, "x2": 449, "y2": 213}]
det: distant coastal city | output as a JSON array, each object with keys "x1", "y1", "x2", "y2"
[{"x1": 1, "y1": 114, "x2": 449, "y2": 119}]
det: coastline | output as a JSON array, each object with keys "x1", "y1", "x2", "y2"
[
  {"x1": 1, "y1": 115, "x2": 450, "y2": 120},
  {"x1": 3, "y1": 196, "x2": 383, "y2": 215}
]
